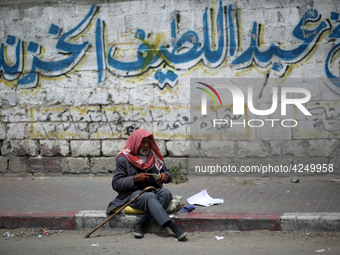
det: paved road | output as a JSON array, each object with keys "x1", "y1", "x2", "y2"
[{"x1": 1, "y1": 229, "x2": 339, "y2": 255}]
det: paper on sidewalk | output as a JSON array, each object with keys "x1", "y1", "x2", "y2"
[{"x1": 187, "y1": 189, "x2": 224, "y2": 207}]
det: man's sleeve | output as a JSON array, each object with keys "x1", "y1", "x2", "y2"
[
  {"x1": 112, "y1": 156, "x2": 136, "y2": 191},
  {"x1": 160, "y1": 162, "x2": 173, "y2": 183}
]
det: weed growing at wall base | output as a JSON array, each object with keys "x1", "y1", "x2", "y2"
[{"x1": 169, "y1": 163, "x2": 188, "y2": 184}]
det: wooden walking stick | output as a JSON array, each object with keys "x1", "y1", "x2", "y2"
[{"x1": 85, "y1": 186, "x2": 156, "y2": 238}]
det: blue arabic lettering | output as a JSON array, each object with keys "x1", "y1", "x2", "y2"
[
  {"x1": 232, "y1": 10, "x2": 330, "y2": 66},
  {"x1": 18, "y1": 5, "x2": 98, "y2": 88},
  {"x1": 325, "y1": 12, "x2": 340, "y2": 89},
  {"x1": 0, "y1": 36, "x2": 23, "y2": 81},
  {"x1": 0, "y1": 2, "x2": 340, "y2": 93},
  {"x1": 95, "y1": 18, "x2": 107, "y2": 86},
  {"x1": 107, "y1": 0, "x2": 226, "y2": 75}
]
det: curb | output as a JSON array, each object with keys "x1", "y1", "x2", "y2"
[
  {"x1": 281, "y1": 213, "x2": 340, "y2": 232},
  {"x1": 174, "y1": 212, "x2": 282, "y2": 231},
  {"x1": 1, "y1": 210, "x2": 340, "y2": 232},
  {"x1": 0, "y1": 211, "x2": 76, "y2": 230}
]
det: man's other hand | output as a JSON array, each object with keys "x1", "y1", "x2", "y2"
[
  {"x1": 159, "y1": 173, "x2": 169, "y2": 184},
  {"x1": 133, "y1": 173, "x2": 152, "y2": 183}
]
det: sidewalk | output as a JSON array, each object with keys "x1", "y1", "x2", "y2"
[{"x1": 0, "y1": 176, "x2": 340, "y2": 232}]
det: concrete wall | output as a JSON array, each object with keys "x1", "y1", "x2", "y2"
[{"x1": 0, "y1": 0, "x2": 339, "y2": 176}]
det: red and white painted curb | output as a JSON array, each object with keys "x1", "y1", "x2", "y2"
[
  {"x1": 1, "y1": 210, "x2": 340, "y2": 232},
  {"x1": 0, "y1": 210, "x2": 76, "y2": 230}
]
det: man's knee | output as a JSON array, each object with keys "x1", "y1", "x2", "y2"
[
  {"x1": 157, "y1": 188, "x2": 172, "y2": 200},
  {"x1": 142, "y1": 192, "x2": 157, "y2": 201}
]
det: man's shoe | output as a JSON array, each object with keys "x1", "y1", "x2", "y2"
[
  {"x1": 175, "y1": 228, "x2": 187, "y2": 241},
  {"x1": 132, "y1": 224, "x2": 144, "y2": 238},
  {"x1": 132, "y1": 214, "x2": 149, "y2": 238},
  {"x1": 167, "y1": 220, "x2": 187, "y2": 241}
]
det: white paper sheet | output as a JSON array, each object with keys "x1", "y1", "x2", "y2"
[{"x1": 187, "y1": 189, "x2": 224, "y2": 207}]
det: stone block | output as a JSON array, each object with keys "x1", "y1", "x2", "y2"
[
  {"x1": 219, "y1": 123, "x2": 256, "y2": 140},
  {"x1": 40, "y1": 140, "x2": 70, "y2": 156},
  {"x1": 102, "y1": 140, "x2": 126, "y2": 156},
  {"x1": 0, "y1": 123, "x2": 6, "y2": 139},
  {"x1": 163, "y1": 157, "x2": 188, "y2": 171},
  {"x1": 129, "y1": 86, "x2": 154, "y2": 106},
  {"x1": 270, "y1": 140, "x2": 293, "y2": 156},
  {"x1": 109, "y1": 87, "x2": 129, "y2": 104},
  {"x1": 156, "y1": 139, "x2": 167, "y2": 156},
  {"x1": 70, "y1": 140, "x2": 101, "y2": 157},
  {"x1": 153, "y1": 121, "x2": 187, "y2": 140},
  {"x1": 89, "y1": 123, "x2": 118, "y2": 139},
  {"x1": 1, "y1": 108, "x2": 30, "y2": 122},
  {"x1": 26, "y1": 157, "x2": 62, "y2": 174},
  {"x1": 308, "y1": 139, "x2": 339, "y2": 157},
  {"x1": 86, "y1": 89, "x2": 109, "y2": 105},
  {"x1": 28, "y1": 122, "x2": 58, "y2": 139},
  {"x1": 101, "y1": 105, "x2": 132, "y2": 122},
  {"x1": 236, "y1": 141, "x2": 269, "y2": 157},
  {"x1": 62, "y1": 157, "x2": 90, "y2": 174},
  {"x1": 167, "y1": 140, "x2": 190, "y2": 157},
  {"x1": 76, "y1": 70, "x2": 100, "y2": 88},
  {"x1": 1, "y1": 90, "x2": 18, "y2": 106},
  {"x1": 8, "y1": 157, "x2": 28, "y2": 173},
  {"x1": 90, "y1": 157, "x2": 116, "y2": 174},
  {"x1": 1, "y1": 140, "x2": 9, "y2": 155},
  {"x1": 45, "y1": 87, "x2": 68, "y2": 105},
  {"x1": 57, "y1": 123, "x2": 90, "y2": 140},
  {"x1": 0, "y1": 157, "x2": 8, "y2": 173},
  {"x1": 17, "y1": 90, "x2": 46, "y2": 106},
  {"x1": 30, "y1": 107, "x2": 69, "y2": 122},
  {"x1": 70, "y1": 106, "x2": 102, "y2": 122},
  {"x1": 256, "y1": 123, "x2": 293, "y2": 140},
  {"x1": 292, "y1": 140, "x2": 308, "y2": 156},
  {"x1": 7, "y1": 123, "x2": 27, "y2": 139},
  {"x1": 190, "y1": 140, "x2": 231, "y2": 158},
  {"x1": 63, "y1": 88, "x2": 83, "y2": 105},
  {"x1": 10, "y1": 140, "x2": 39, "y2": 156}
]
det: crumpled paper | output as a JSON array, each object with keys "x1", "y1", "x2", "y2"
[{"x1": 187, "y1": 190, "x2": 224, "y2": 207}]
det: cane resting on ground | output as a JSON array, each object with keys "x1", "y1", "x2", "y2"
[{"x1": 106, "y1": 129, "x2": 187, "y2": 240}]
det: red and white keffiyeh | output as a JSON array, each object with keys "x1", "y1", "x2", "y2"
[{"x1": 116, "y1": 129, "x2": 164, "y2": 171}]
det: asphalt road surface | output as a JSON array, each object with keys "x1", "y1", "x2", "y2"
[{"x1": 1, "y1": 228, "x2": 339, "y2": 255}]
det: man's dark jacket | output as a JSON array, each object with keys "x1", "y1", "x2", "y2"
[{"x1": 106, "y1": 155, "x2": 173, "y2": 215}]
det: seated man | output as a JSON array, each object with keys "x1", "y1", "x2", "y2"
[{"x1": 106, "y1": 129, "x2": 187, "y2": 240}]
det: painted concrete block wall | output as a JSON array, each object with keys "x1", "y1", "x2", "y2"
[{"x1": 0, "y1": 0, "x2": 339, "y2": 176}]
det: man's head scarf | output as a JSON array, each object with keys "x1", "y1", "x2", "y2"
[{"x1": 117, "y1": 129, "x2": 164, "y2": 171}]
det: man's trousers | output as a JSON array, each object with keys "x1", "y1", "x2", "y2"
[{"x1": 129, "y1": 188, "x2": 172, "y2": 227}]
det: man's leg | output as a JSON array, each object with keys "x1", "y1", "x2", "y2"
[
  {"x1": 129, "y1": 189, "x2": 187, "y2": 240},
  {"x1": 155, "y1": 188, "x2": 173, "y2": 209},
  {"x1": 129, "y1": 190, "x2": 171, "y2": 227}
]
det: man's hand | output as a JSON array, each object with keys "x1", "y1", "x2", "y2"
[
  {"x1": 133, "y1": 173, "x2": 152, "y2": 183},
  {"x1": 159, "y1": 173, "x2": 169, "y2": 184}
]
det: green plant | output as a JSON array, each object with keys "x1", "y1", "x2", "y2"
[{"x1": 169, "y1": 163, "x2": 188, "y2": 184}]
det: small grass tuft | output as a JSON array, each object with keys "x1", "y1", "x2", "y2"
[{"x1": 169, "y1": 163, "x2": 188, "y2": 184}]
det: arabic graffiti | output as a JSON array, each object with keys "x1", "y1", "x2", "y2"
[
  {"x1": 28, "y1": 106, "x2": 194, "y2": 140},
  {"x1": 308, "y1": 104, "x2": 340, "y2": 133},
  {"x1": 27, "y1": 103, "x2": 339, "y2": 141},
  {"x1": 0, "y1": 2, "x2": 340, "y2": 91},
  {"x1": 1, "y1": 5, "x2": 99, "y2": 89}
]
